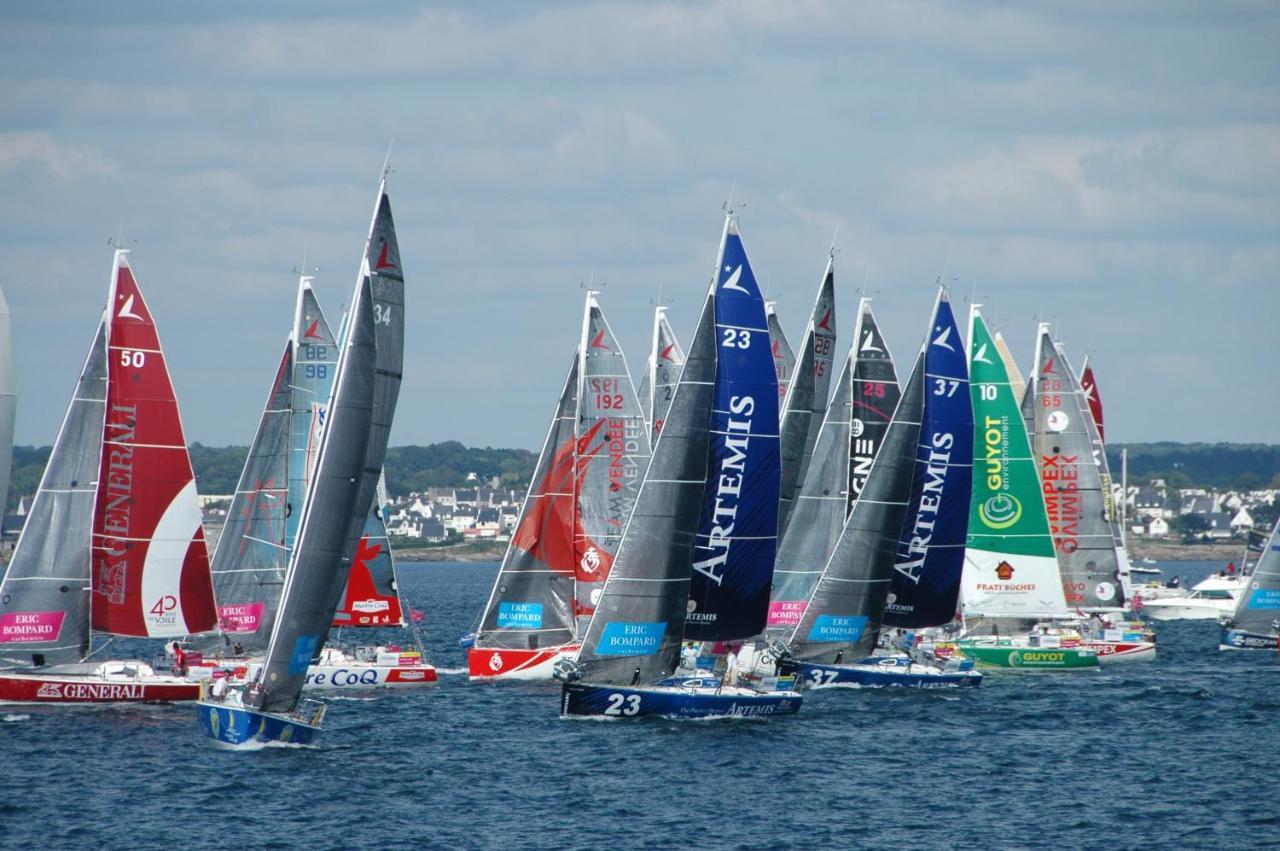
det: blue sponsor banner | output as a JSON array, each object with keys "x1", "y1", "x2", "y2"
[
  {"x1": 884, "y1": 295, "x2": 973, "y2": 629},
  {"x1": 1248, "y1": 589, "x2": 1280, "y2": 610},
  {"x1": 496, "y1": 602, "x2": 544, "y2": 629},
  {"x1": 289, "y1": 634, "x2": 319, "y2": 674},
  {"x1": 806, "y1": 614, "x2": 869, "y2": 643},
  {"x1": 686, "y1": 225, "x2": 781, "y2": 642},
  {"x1": 597, "y1": 621, "x2": 666, "y2": 656}
]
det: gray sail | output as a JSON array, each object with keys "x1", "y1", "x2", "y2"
[
  {"x1": 203, "y1": 343, "x2": 292, "y2": 652},
  {"x1": 777, "y1": 261, "x2": 836, "y2": 534},
  {"x1": 0, "y1": 319, "x2": 106, "y2": 666},
  {"x1": 848, "y1": 300, "x2": 901, "y2": 511},
  {"x1": 766, "y1": 303, "x2": 795, "y2": 410},
  {"x1": 1029, "y1": 326, "x2": 1124, "y2": 611},
  {"x1": 1076, "y1": 357, "x2": 1130, "y2": 610},
  {"x1": 1228, "y1": 517, "x2": 1280, "y2": 635},
  {"x1": 641, "y1": 307, "x2": 686, "y2": 444},
  {"x1": 474, "y1": 355, "x2": 580, "y2": 649},
  {"x1": 764, "y1": 350, "x2": 853, "y2": 638},
  {"x1": 0, "y1": 286, "x2": 14, "y2": 517},
  {"x1": 254, "y1": 182, "x2": 405, "y2": 713},
  {"x1": 575, "y1": 294, "x2": 650, "y2": 633},
  {"x1": 786, "y1": 347, "x2": 925, "y2": 662},
  {"x1": 575, "y1": 289, "x2": 716, "y2": 686}
]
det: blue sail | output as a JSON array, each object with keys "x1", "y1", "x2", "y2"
[
  {"x1": 882, "y1": 292, "x2": 973, "y2": 628},
  {"x1": 685, "y1": 219, "x2": 782, "y2": 641}
]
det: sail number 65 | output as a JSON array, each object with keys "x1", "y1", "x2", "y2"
[{"x1": 604, "y1": 693, "x2": 641, "y2": 715}]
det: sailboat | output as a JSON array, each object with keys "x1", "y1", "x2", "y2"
[
  {"x1": 761, "y1": 298, "x2": 898, "y2": 638},
  {"x1": 558, "y1": 215, "x2": 800, "y2": 718},
  {"x1": 1219, "y1": 516, "x2": 1280, "y2": 650},
  {"x1": 776, "y1": 256, "x2": 837, "y2": 536},
  {"x1": 1079, "y1": 356, "x2": 1137, "y2": 606},
  {"x1": 0, "y1": 286, "x2": 13, "y2": 525},
  {"x1": 202, "y1": 277, "x2": 434, "y2": 688},
  {"x1": 197, "y1": 176, "x2": 406, "y2": 744},
  {"x1": 637, "y1": 306, "x2": 686, "y2": 443},
  {"x1": 0, "y1": 250, "x2": 220, "y2": 702},
  {"x1": 775, "y1": 289, "x2": 981, "y2": 688},
  {"x1": 465, "y1": 292, "x2": 649, "y2": 680},
  {"x1": 955, "y1": 308, "x2": 1097, "y2": 670}
]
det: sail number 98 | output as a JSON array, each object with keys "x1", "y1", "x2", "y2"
[
  {"x1": 604, "y1": 693, "x2": 641, "y2": 715},
  {"x1": 119, "y1": 350, "x2": 146, "y2": 368},
  {"x1": 722, "y1": 328, "x2": 752, "y2": 349}
]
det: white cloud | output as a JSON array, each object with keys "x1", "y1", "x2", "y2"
[{"x1": 0, "y1": 132, "x2": 117, "y2": 180}]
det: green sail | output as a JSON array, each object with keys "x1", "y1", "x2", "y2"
[{"x1": 961, "y1": 309, "x2": 1067, "y2": 618}]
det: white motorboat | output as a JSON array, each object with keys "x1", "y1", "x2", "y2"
[{"x1": 1141, "y1": 574, "x2": 1247, "y2": 621}]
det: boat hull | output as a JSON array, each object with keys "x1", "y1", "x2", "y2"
[
  {"x1": 303, "y1": 663, "x2": 438, "y2": 689},
  {"x1": 956, "y1": 642, "x2": 1099, "y2": 669},
  {"x1": 1142, "y1": 602, "x2": 1232, "y2": 621},
  {"x1": 782, "y1": 658, "x2": 983, "y2": 689},
  {"x1": 1219, "y1": 628, "x2": 1279, "y2": 651},
  {"x1": 468, "y1": 645, "x2": 579, "y2": 681},
  {"x1": 0, "y1": 671, "x2": 199, "y2": 704},
  {"x1": 197, "y1": 701, "x2": 320, "y2": 746},
  {"x1": 1084, "y1": 640, "x2": 1156, "y2": 663},
  {"x1": 560, "y1": 681, "x2": 802, "y2": 719}
]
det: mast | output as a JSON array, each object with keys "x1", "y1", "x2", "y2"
[{"x1": 0, "y1": 286, "x2": 13, "y2": 521}]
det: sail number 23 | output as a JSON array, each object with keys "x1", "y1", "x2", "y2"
[
  {"x1": 604, "y1": 693, "x2": 641, "y2": 715},
  {"x1": 722, "y1": 328, "x2": 752, "y2": 349}
]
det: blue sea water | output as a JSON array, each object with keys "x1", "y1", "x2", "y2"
[{"x1": 2, "y1": 559, "x2": 1278, "y2": 850}]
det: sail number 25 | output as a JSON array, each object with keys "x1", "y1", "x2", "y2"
[{"x1": 604, "y1": 693, "x2": 641, "y2": 715}]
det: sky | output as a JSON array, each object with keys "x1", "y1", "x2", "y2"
[{"x1": 1, "y1": 1, "x2": 1277, "y2": 450}]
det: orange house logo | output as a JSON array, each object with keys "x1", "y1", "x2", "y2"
[{"x1": 995, "y1": 561, "x2": 1015, "y2": 581}]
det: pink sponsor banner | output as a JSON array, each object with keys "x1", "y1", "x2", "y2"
[
  {"x1": 0, "y1": 611, "x2": 66, "y2": 643},
  {"x1": 766, "y1": 600, "x2": 806, "y2": 627},
  {"x1": 217, "y1": 602, "x2": 265, "y2": 634}
]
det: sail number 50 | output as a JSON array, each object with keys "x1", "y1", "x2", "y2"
[
  {"x1": 604, "y1": 693, "x2": 641, "y2": 715},
  {"x1": 119, "y1": 350, "x2": 146, "y2": 368}
]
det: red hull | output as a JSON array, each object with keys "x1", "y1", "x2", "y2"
[
  {"x1": 0, "y1": 673, "x2": 199, "y2": 703},
  {"x1": 467, "y1": 645, "x2": 579, "y2": 680}
]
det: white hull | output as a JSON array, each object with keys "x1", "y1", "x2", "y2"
[{"x1": 1142, "y1": 601, "x2": 1235, "y2": 621}]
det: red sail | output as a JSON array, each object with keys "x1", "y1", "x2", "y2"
[
  {"x1": 331, "y1": 535, "x2": 404, "y2": 628},
  {"x1": 90, "y1": 253, "x2": 217, "y2": 637},
  {"x1": 1081, "y1": 360, "x2": 1105, "y2": 442}
]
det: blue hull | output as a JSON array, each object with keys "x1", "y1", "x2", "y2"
[
  {"x1": 1220, "y1": 629, "x2": 1278, "y2": 651},
  {"x1": 197, "y1": 701, "x2": 320, "y2": 746},
  {"x1": 782, "y1": 658, "x2": 983, "y2": 689},
  {"x1": 560, "y1": 682, "x2": 802, "y2": 719}
]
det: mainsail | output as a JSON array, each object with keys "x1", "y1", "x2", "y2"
[
  {"x1": 0, "y1": 286, "x2": 13, "y2": 519},
  {"x1": 848, "y1": 300, "x2": 901, "y2": 512},
  {"x1": 784, "y1": 299, "x2": 932, "y2": 662},
  {"x1": 288, "y1": 282, "x2": 340, "y2": 551},
  {"x1": 474, "y1": 294, "x2": 649, "y2": 648},
  {"x1": 333, "y1": 473, "x2": 404, "y2": 628},
  {"x1": 1226, "y1": 516, "x2": 1280, "y2": 637},
  {"x1": 91, "y1": 251, "x2": 217, "y2": 638},
  {"x1": 883, "y1": 292, "x2": 973, "y2": 628},
  {"x1": 0, "y1": 318, "x2": 106, "y2": 665},
  {"x1": 776, "y1": 259, "x2": 836, "y2": 535},
  {"x1": 766, "y1": 302, "x2": 794, "y2": 408},
  {"x1": 685, "y1": 218, "x2": 781, "y2": 641},
  {"x1": 639, "y1": 306, "x2": 686, "y2": 443},
  {"x1": 575, "y1": 283, "x2": 717, "y2": 685},
  {"x1": 253, "y1": 180, "x2": 405, "y2": 713},
  {"x1": 1029, "y1": 325, "x2": 1125, "y2": 612},
  {"x1": 574, "y1": 294, "x2": 649, "y2": 631},
  {"x1": 960, "y1": 308, "x2": 1068, "y2": 619},
  {"x1": 1080, "y1": 357, "x2": 1104, "y2": 442}
]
